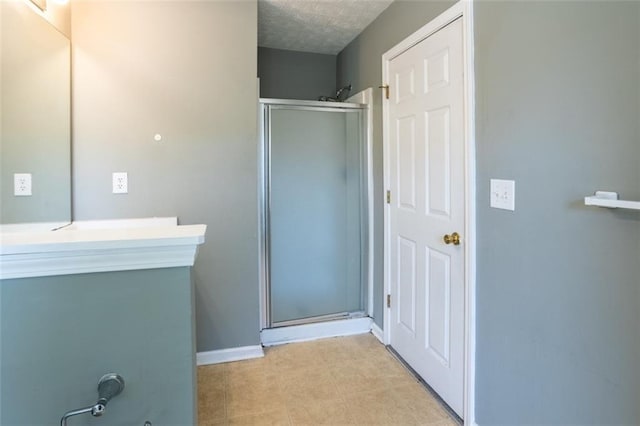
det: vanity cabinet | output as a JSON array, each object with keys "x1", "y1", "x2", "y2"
[{"x1": 0, "y1": 220, "x2": 205, "y2": 425}]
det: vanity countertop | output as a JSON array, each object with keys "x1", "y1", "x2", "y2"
[{"x1": 0, "y1": 218, "x2": 206, "y2": 279}]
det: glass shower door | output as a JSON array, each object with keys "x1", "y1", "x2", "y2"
[{"x1": 268, "y1": 107, "x2": 363, "y2": 325}]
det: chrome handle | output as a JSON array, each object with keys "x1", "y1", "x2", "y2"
[
  {"x1": 60, "y1": 373, "x2": 125, "y2": 426},
  {"x1": 443, "y1": 232, "x2": 460, "y2": 245},
  {"x1": 61, "y1": 406, "x2": 94, "y2": 426}
]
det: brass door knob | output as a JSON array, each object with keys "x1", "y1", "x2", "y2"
[{"x1": 443, "y1": 232, "x2": 460, "y2": 245}]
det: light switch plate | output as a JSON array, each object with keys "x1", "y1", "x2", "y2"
[
  {"x1": 14, "y1": 173, "x2": 32, "y2": 196},
  {"x1": 112, "y1": 172, "x2": 128, "y2": 194},
  {"x1": 490, "y1": 179, "x2": 515, "y2": 211}
]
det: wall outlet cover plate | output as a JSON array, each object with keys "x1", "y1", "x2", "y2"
[
  {"x1": 112, "y1": 172, "x2": 128, "y2": 194},
  {"x1": 14, "y1": 173, "x2": 32, "y2": 196},
  {"x1": 490, "y1": 179, "x2": 515, "y2": 211}
]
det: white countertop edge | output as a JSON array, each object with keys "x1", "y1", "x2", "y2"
[
  {"x1": 0, "y1": 222, "x2": 70, "y2": 233},
  {"x1": 0, "y1": 246, "x2": 201, "y2": 279},
  {"x1": 66, "y1": 217, "x2": 178, "y2": 230},
  {"x1": 0, "y1": 222, "x2": 206, "y2": 279},
  {"x1": 1, "y1": 224, "x2": 206, "y2": 254}
]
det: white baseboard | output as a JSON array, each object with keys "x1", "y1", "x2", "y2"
[
  {"x1": 196, "y1": 345, "x2": 264, "y2": 366},
  {"x1": 371, "y1": 322, "x2": 384, "y2": 344},
  {"x1": 261, "y1": 317, "x2": 373, "y2": 346}
]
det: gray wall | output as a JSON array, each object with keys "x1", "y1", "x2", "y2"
[
  {"x1": 258, "y1": 47, "x2": 336, "y2": 100},
  {"x1": 340, "y1": 0, "x2": 640, "y2": 422},
  {"x1": 1, "y1": 268, "x2": 195, "y2": 425},
  {"x1": 337, "y1": 0, "x2": 456, "y2": 327},
  {"x1": 71, "y1": 1, "x2": 259, "y2": 352},
  {"x1": 474, "y1": 1, "x2": 640, "y2": 423}
]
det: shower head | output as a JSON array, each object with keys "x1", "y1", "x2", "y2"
[
  {"x1": 336, "y1": 84, "x2": 352, "y2": 102},
  {"x1": 92, "y1": 373, "x2": 125, "y2": 416},
  {"x1": 318, "y1": 83, "x2": 352, "y2": 102}
]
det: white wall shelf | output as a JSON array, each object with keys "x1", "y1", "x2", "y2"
[{"x1": 584, "y1": 191, "x2": 640, "y2": 210}]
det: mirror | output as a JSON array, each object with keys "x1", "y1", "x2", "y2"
[{"x1": 0, "y1": 0, "x2": 71, "y2": 225}]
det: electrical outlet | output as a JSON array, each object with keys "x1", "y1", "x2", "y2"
[
  {"x1": 112, "y1": 172, "x2": 128, "y2": 194},
  {"x1": 14, "y1": 173, "x2": 32, "y2": 196},
  {"x1": 490, "y1": 179, "x2": 515, "y2": 211}
]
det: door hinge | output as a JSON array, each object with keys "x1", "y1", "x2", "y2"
[
  {"x1": 378, "y1": 84, "x2": 390, "y2": 100},
  {"x1": 386, "y1": 190, "x2": 391, "y2": 204},
  {"x1": 387, "y1": 294, "x2": 391, "y2": 308}
]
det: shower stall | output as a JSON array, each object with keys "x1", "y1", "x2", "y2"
[{"x1": 259, "y1": 98, "x2": 371, "y2": 330}]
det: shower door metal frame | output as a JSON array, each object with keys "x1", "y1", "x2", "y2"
[{"x1": 258, "y1": 98, "x2": 372, "y2": 329}]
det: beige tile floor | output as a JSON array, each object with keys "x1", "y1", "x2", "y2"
[{"x1": 197, "y1": 333, "x2": 459, "y2": 425}]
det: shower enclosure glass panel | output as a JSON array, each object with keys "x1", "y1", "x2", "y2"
[{"x1": 267, "y1": 105, "x2": 365, "y2": 325}]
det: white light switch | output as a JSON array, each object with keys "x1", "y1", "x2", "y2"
[
  {"x1": 14, "y1": 173, "x2": 32, "y2": 196},
  {"x1": 112, "y1": 172, "x2": 128, "y2": 194},
  {"x1": 490, "y1": 179, "x2": 515, "y2": 211}
]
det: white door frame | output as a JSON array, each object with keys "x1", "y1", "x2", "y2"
[{"x1": 381, "y1": 1, "x2": 476, "y2": 424}]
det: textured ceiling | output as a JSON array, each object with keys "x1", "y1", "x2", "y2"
[{"x1": 258, "y1": 0, "x2": 394, "y2": 55}]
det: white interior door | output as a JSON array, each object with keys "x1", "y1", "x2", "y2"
[{"x1": 388, "y1": 17, "x2": 465, "y2": 416}]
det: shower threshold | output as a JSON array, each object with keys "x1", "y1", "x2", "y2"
[
  {"x1": 270, "y1": 311, "x2": 367, "y2": 328},
  {"x1": 261, "y1": 314, "x2": 372, "y2": 346}
]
